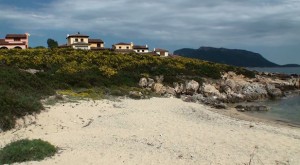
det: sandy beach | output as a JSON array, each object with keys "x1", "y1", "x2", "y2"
[{"x1": 1, "y1": 97, "x2": 300, "y2": 165}]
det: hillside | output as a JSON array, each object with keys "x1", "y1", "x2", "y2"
[
  {"x1": 0, "y1": 48, "x2": 255, "y2": 131},
  {"x1": 174, "y1": 47, "x2": 279, "y2": 67}
]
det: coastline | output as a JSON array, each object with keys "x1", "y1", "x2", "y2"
[{"x1": 1, "y1": 97, "x2": 300, "y2": 164}]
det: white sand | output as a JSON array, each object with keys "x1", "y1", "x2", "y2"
[{"x1": 1, "y1": 97, "x2": 300, "y2": 165}]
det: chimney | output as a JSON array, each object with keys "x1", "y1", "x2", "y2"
[
  {"x1": 78, "y1": 32, "x2": 80, "y2": 34},
  {"x1": 146, "y1": 44, "x2": 148, "y2": 48},
  {"x1": 67, "y1": 34, "x2": 70, "y2": 37},
  {"x1": 130, "y1": 42, "x2": 133, "y2": 47}
]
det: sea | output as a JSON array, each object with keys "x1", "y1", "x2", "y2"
[{"x1": 245, "y1": 67, "x2": 300, "y2": 126}]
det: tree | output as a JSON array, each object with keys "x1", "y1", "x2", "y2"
[{"x1": 47, "y1": 39, "x2": 58, "y2": 49}]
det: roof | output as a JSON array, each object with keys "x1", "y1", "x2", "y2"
[
  {"x1": 154, "y1": 48, "x2": 169, "y2": 52},
  {"x1": 67, "y1": 34, "x2": 89, "y2": 38},
  {"x1": 114, "y1": 42, "x2": 131, "y2": 45},
  {"x1": 88, "y1": 39, "x2": 104, "y2": 43},
  {"x1": 133, "y1": 45, "x2": 148, "y2": 49},
  {"x1": 5, "y1": 34, "x2": 27, "y2": 38}
]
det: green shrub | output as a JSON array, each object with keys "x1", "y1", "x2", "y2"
[
  {"x1": 0, "y1": 139, "x2": 57, "y2": 164},
  {"x1": 0, "y1": 66, "x2": 55, "y2": 131}
]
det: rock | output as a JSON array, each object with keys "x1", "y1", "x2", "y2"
[
  {"x1": 213, "y1": 103, "x2": 227, "y2": 109},
  {"x1": 139, "y1": 78, "x2": 148, "y2": 88},
  {"x1": 155, "y1": 75, "x2": 164, "y2": 83},
  {"x1": 235, "y1": 105, "x2": 270, "y2": 112},
  {"x1": 185, "y1": 80, "x2": 200, "y2": 95},
  {"x1": 191, "y1": 94, "x2": 205, "y2": 102},
  {"x1": 181, "y1": 95, "x2": 196, "y2": 102},
  {"x1": 152, "y1": 83, "x2": 166, "y2": 95},
  {"x1": 242, "y1": 83, "x2": 268, "y2": 100},
  {"x1": 129, "y1": 91, "x2": 143, "y2": 99},
  {"x1": 173, "y1": 82, "x2": 185, "y2": 94},
  {"x1": 165, "y1": 86, "x2": 176, "y2": 96},
  {"x1": 266, "y1": 84, "x2": 282, "y2": 98},
  {"x1": 201, "y1": 83, "x2": 220, "y2": 96},
  {"x1": 147, "y1": 78, "x2": 155, "y2": 87}
]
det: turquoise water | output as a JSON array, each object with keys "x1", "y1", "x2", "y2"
[
  {"x1": 244, "y1": 95, "x2": 300, "y2": 126},
  {"x1": 248, "y1": 67, "x2": 300, "y2": 75}
]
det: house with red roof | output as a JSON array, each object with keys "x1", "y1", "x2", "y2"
[
  {"x1": 0, "y1": 33, "x2": 30, "y2": 49},
  {"x1": 154, "y1": 48, "x2": 169, "y2": 57},
  {"x1": 60, "y1": 32, "x2": 104, "y2": 50}
]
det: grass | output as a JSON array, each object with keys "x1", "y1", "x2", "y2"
[{"x1": 0, "y1": 139, "x2": 57, "y2": 164}]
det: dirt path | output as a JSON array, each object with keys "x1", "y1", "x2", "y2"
[{"x1": 1, "y1": 97, "x2": 300, "y2": 165}]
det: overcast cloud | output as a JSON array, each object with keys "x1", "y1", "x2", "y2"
[{"x1": 0, "y1": 0, "x2": 299, "y2": 64}]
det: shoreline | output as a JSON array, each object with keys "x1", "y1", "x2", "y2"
[{"x1": 1, "y1": 97, "x2": 300, "y2": 164}]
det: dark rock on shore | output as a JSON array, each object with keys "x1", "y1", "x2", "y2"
[{"x1": 235, "y1": 105, "x2": 270, "y2": 112}]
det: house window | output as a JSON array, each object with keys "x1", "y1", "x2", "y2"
[
  {"x1": 126, "y1": 46, "x2": 129, "y2": 49},
  {"x1": 75, "y1": 38, "x2": 78, "y2": 42},
  {"x1": 142, "y1": 50, "x2": 144, "y2": 52},
  {"x1": 81, "y1": 39, "x2": 84, "y2": 42},
  {"x1": 97, "y1": 43, "x2": 100, "y2": 47},
  {"x1": 119, "y1": 46, "x2": 121, "y2": 49},
  {"x1": 14, "y1": 38, "x2": 20, "y2": 41}
]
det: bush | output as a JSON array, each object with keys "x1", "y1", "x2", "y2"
[
  {"x1": 0, "y1": 66, "x2": 55, "y2": 131},
  {"x1": 0, "y1": 139, "x2": 57, "y2": 164}
]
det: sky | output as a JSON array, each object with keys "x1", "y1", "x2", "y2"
[{"x1": 0, "y1": 0, "x2": 299, "y2": 65}]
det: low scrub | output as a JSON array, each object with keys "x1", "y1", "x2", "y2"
[
  {"x1": 0, "y1": 139, "x2": 57, "y2": 164},
  {"x1": 0, "y1": 66, "x2": 55, "y2": 131}
]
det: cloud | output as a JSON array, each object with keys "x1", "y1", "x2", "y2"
[{"x1": 1, "y1": 0, "x2": 300, "y2": 48}]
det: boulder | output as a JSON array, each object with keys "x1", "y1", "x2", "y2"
[
  {"x1": 173, "y1": 82, "x2": 185, "y2": 94},
  {"x1": 165, "y1": 86, "x2": 176, "y2": 96},
  {"x1": 200, "y1": 83, "x2": 223, "y2": 98},
  {"x1": 235, "y1": 105, "x2": 270, "y2": 112},
  {"x1": 147, "y1": 78, "x2": 155, "y2": 87},
  {"x1": 266, "y1": 84, "x2": 282, "y2": 98},
  {"x1": 242, "y1": 83, "x2": 268, "y2": 100},
  {"x1": 129, "y1": 91, "x2": 143, "y2": 99},
  {"x1": 185, "y1": 80, "x2": 200, "y2": 95},
  {"x1": 152, "y1": 83, "x2": 166, "y2": 95},
  {"x1": 139, "y1": 78, "x2": 148, "y2": 88}
]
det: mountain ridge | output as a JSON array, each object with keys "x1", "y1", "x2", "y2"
[{"x1": 174, "y1": 47, "x2": 299, "y2": 67}]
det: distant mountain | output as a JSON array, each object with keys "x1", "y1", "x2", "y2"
[
  {"x1": 174, "y1": 47, "x2": 280, "y2": 67},
  {"x1": 281, "y1": 64, "x2": 300, "y2": 67}
]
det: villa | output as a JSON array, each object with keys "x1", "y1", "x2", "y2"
[
  {"x1": 0, "y1": 33, "x2": 30, "y2": 49},
  {"x1": 60, "y1": 32, "x2": 104, "y2": 50},
  {"x1": 154, "y1": 48, "x2": 169, "y2": 57},
  {"x1": 133, "y1": 45, "x2": 149, "y2": 53}
]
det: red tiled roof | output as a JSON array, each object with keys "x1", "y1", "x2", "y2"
[
  {"x1": 88, "y1": 39, "x2": 104, "y2": 43},
  {"x1": 154, "y1": 48, "x2": 169, "y2": 52},
  {"x1": 5, "y1": 34, "x2": 27, "y2": 38},
  {"x1": 133, "y1": 45, "x2": 148, "y2": 49}
]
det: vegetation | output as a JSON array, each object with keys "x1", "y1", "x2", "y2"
[
  {"x1": 0, "y1": 139, "x2": 57, "y2": 164},
  {"x1": 47, "y1": 38, "x2": 58, "y2": 49},
  {"x1": 0, "y1": 48, "x2": 255, "y2": 131}
]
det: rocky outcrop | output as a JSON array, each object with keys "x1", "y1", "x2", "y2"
[
  {"x1": 138, "y1": 72, "x2": 299, "y2": 110},
  {"x1": 152, "y1": 83, "x2": 166, "y2": 95},
  {"x1": 235, "y1": 105, "x2": 270, "y2": 112},
  {"x1": 185, "y1": 80, "x2": 199, "y2": 95},
  {"x1": 266, "y1": 84, "x2": 282, "y2": 98},
  {"x1": 173, "y1": 82, "x2": 185, "y2": 94},
  {"x1": 129, "y1": 91, "x2": 143, "y2": 99},
  {"x1": 139, "y1": 78, "x2": 148, "y2": 88}
]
